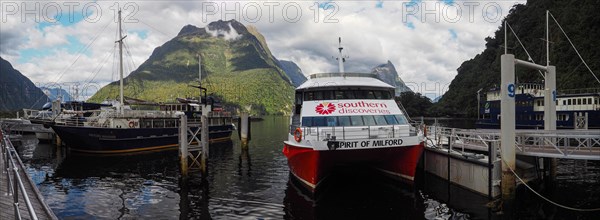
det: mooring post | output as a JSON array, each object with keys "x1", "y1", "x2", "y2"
[
  {"x1": 179, "y1": 114, "x2": 188, "y2": 178},
  {"x1": 545, "y1": 65, "x2": 558, "y2": 182},
  {"x1": 501, "y1": 54, "x2": 516, "y2": 201},
  {"x1": 201, "y1": 115, "x2": 209, "y2": 175},
  {"x1": 240, "y1": 112, "x2": 250, "y2": 150}
]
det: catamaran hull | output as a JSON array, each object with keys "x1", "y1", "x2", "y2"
[
  {"x1": 51, "y1": 125, "x2": 234, "y2": 153},
  {"x1": 282, "y1": 142, "x2": 424, "y2": 191}
]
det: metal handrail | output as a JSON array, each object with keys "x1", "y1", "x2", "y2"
[
  {"x1": 290, "y1": 124, "x2": 418, "y2": 141},
  {"x1": 425, "y1": 125, "x2": 600, "y2": 160},
  {"x1": 2, "y1": 131, "x2": 39, "y2": 220}
]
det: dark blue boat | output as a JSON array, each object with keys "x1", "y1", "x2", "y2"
[
  {"x1": 51, "y1": 122, "x2": 233, "y2": 153},
  {"x1": 476, "y1": 83, "x2": 600, "y2": 129},
  {"x1": 50, "y1": 103, "x2": 235, "y2": 154}
]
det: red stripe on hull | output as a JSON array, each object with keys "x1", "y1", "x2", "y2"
[{"x1": 283, "y1": 142, "x2": 424, "y2": 191}]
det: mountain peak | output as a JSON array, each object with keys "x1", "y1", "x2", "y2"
[
  {"x1": 206, "y1": 19, "x2": 247, "y2": 40},
  {"x1": 177, "y1": 24, "x2": 203, "y2": 36},
  {"x1": 371, "y1": 61, "x2": 412, "y2": 95}
]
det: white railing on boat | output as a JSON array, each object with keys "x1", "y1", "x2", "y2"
[
  {"x1": 53, "y1": 110, "x2": 233, "y2": 128},
  {"x1": 290, "y1": 124, "x2": 421, "y2": 141}
]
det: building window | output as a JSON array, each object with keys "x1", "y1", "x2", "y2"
[
  {"x1": 588, "y1": 98, "x2": 592, "y2": 105},
  {"x1": 568, "y1": 99, "x2": 572, "y2": 105},
  {"x1": 584, "y1": 99, "x2": 587, "y2": 105},
  {"x1": 563, "y1": 100, "x2": 566, "y2": 106},
  {"x1": 578, "y1": 99, "x2": 582, "y2": 105}
]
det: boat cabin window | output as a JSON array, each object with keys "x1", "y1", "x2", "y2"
[
  {"x1": 312, "y1": 117, "x2": 326, "y2": 126},
  {"x1": 374, "y1": 115, "x2": 387, "y2": 125},
  {"x1": 338, "y1": 116, "x2": 351, "y2": 126},
  {"x1": 303, "y1": 90, "x2": 392, "y2": 101},
  {"x1": 363, "y1": 115, "x2": 377, "y2": 126},
  {"x1": 344, "y1": 91, "x2": 356, "y2": 99},
  {"x1": 350, "y1": 116, "x2": 364, "y2": 126},
  {"x1": 301, "y1": 115, "x2": 408, "y2": 127},
  {"x1": 384, "y1": 115, "x2": 398, "y2": 124},
  {"x1": 395, "y1": 115, "x2": 408, "y2": 124}
]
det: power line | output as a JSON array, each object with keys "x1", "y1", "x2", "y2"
[{"x1": 549, "y1": 12, "x2": 600, "y2": 85}]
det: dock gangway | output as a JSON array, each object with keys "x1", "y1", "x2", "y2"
[
  {"x1": 1, "y1": 130, "x2": 57, "y2": 220},
  {"x1": 427, "y1": 126, "x2": 600, "y2": 160}
]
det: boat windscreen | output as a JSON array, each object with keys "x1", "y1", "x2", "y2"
[{"x1": 301, "y1": 115, "x2": 408, "y2": 127}]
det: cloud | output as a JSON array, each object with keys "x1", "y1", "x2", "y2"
[
  {"x1": 207, "y1": 22, "x2": 242, "y2": 40},
  {"x1": 0, "y1": 0, "x2": 523, "y2": 100}
]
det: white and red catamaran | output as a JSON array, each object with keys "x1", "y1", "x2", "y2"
[{"x1": 283, "y1": 39, "x2": 425, "y2": 191}]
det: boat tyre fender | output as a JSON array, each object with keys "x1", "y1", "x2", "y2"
[
  {"x1": 294, "y1": 128, "x2": 302, "y2": 142},
  {"x1": 128, "y1": 121, "x2": 135, "y2": 128}
]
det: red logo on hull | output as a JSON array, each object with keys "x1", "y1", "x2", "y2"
[{"x1": 315, "y1": 102, "x2": 336, "y2": 115}]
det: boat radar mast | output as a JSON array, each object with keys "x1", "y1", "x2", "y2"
[{"x1": 336, "y1": 37, "x2": 348, "y2": 73}]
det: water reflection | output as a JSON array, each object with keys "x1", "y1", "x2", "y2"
[
  {"x1": 284, "y1": 167, "x2": 425, "y2": 219},
  {"x1": 238, "y1": 148, "x2": 252, "y2": 177},
  {"x1": 13, "y1": 116, "x2": 599, "y2": 219}
]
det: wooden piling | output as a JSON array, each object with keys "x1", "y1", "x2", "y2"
[
  {"x1": 239, "y1": 112, "x2": 250, "y2": 150},
  {"x1": 179, "y1": 115, "x2": 188, "y2": 178},
  {"x1": 200, "y1": 115, "x2": 209, "y2": 175}
]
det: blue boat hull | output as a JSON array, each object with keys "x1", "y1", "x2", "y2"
[{"x1": 51, "y1": 125, "x2": 234, "y2": 153}]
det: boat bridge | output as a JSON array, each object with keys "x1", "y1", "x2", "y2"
[
  {"x1": 427, "y1": 126, "x2": 600, "y2": 160},
  {"x1": 1, "y1": 130, "x2": 57, "y2": 220}
]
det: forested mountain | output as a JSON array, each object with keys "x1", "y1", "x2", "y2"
[
  {"x1": 0, "y1": 57, "x2": 47, "y2": 111},
  {"x1": 89, "y1": 20, "x2": 295, "y2": 115},
  {"x1": 434, "y1": 0, "x2": 600, "y2": 117}
]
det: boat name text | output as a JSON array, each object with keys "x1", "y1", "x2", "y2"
[{"x1": 329, "y1": 139, "x2": 404, "y2": 150}]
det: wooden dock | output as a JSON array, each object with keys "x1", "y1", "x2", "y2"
[{"x1": 1, "y1": 133, "x2": 57, "y2": 220}]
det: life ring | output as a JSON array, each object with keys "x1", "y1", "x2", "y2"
[
  {"x1": 294, "y1": 128, "x2": 302, "y2": 142},
  {"x1": 128, "y1": 121, "x2": 135, "y2": 128}
]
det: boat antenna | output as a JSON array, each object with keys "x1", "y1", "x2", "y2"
[
  {"x1": 116, "y1": 9, "x2": 127, "y2": 114},
  {"x1": 336, "y1": 37, "x2": 347, "y2": 74}
]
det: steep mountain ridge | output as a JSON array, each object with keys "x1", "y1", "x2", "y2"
[
  {"x1": 371, "y1": 61, "x2": 412, "y2": 96},
  {"x1": 90, "y1": 20, "x2": 295, "y2": 115},
  {"x1": 278, "y1": 60, "x2": 307, "y2": 87},
  {"x1": 0, "y1": 57, "x2": 47, "y2": 111}
]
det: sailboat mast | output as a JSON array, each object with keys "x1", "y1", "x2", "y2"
[{"x1": 118, "y1": 10, "x2": 125, "y2": 113}]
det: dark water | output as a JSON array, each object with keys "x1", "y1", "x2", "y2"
[{"x1": 14, "y1": 116, "x2": 600, "y2": 219}]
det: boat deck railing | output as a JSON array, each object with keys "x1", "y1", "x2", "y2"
[
  {"x1": 54, "y1": 111, "x2": 233, "y2": 128},
  {"x1": 22, "y1": 109, "x2": 54, "y2": 121},
  {"x1": 290, "y1": 123, "x2": 421, "y2": 141}
]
